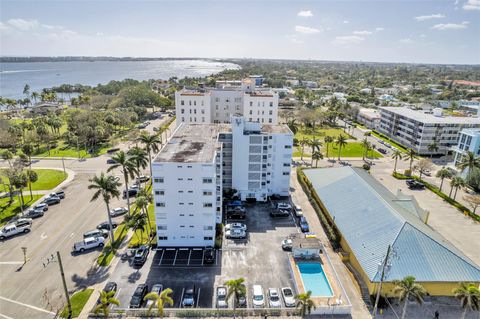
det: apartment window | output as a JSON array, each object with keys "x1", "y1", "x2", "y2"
[
  {"x1": 157, "y1": 213, "x2": 167, "y2": 219},
  {"x1": 270, "y1": 102, "x2": 273, "y2": 106},
  {"x1": 181, "y1": 108, "x2": 185, "y2": 114},
  {"x1": 181, "y1": 100, "x2": 184, "y2": 106},
  {"x1": 283, "y1": 163, "x2": 290, "y2": 167},
  {"x1": 204, "y1": 237, "x2": 213, "y2": 241},
  {"x1": 189, "y1": 203, "x2": 194, "y2": 205},
  {"x1": 156, "y1": 202, "x2": 165, "y2": 207},
  {"x1": 202, "y1": 117, "x2": 205, "y2": 122},
  {"x1": 203, "y1": 226, "x2": 213, "y2": 230},
  {"x1": 203, "y1": 203, "x2": 213, "y2": 207},
  {"x1": 269, "y1": 110, "x2": 273, "y2": 115},
  {"x1": 284, "y1": 145, "x2": 292, "y2": 149},
  {"x1": 189, "y1": 100, "x2": 192, "y2": 106},
  {"x1": 203, "y1": 178, "x2": 213, "y2": 183},
  {"x1": 179, "y1": 202, "x2": 184, "y2": 205},
  {"x1": 189, "y1": 225, "x2": 194, "y2": 228},
  {"x1": 187, "y1": 165, "x2": 192, "y2": 168},
  {"x1": 201, "y1": 109, "x2": 205, "y2": 114},
  {"x1": 154, "y1": 178, "x2": 164, "y2": 183},
  {"x1": 194, "y1": 101, "x2": 196, "y2": 106},
  {"x1": 188, "y1": 178, "x2": 193, "y2": 181},
  {"x1": 201, "y1": 101, "x2": 204, "y2": 106},
  {"x1": 203, "y1": 191, "x2": 213, "y2": 196},
  {"x1": 181, "y1": 117, "x2": 185, "y2": 122},
  {"x1": 155, "y1": 190, "x2": 165, "y2": 195},
  {"x1": 189, "y1": 214, "x2": 194, "y2": 216},
  {"x1": 179, "y1": 213, "x2": 185, "y2": 216},
  {"x1": 249, "y1": 110, "x2": 253, "y2": 115},
  {"x1": 180, "y1": 225, "x2": 185, "y2": 228},
  {"x1": 188, "y1": 190, "x2": 193, "y2": 193},
  {"x1": 250, "y1": 101, "x2": 253, "y2": 106},
  {"x1": 178, "y1": 190, "x2": 184, "y2": 193},
  {"x1": 283, "y1": 172, "x2": 290, "y2": 176},
  {"x1": 178, "y1": 178, "x2": 183, "y2": 181},
  {"x1": 215, "y1": 98, "x2": 220, "y2": 102},
  {"x1": 157, "y1": 225, "x2": 167, "y2": 230},
  {"x1": 158, "y1": 236, "x2": 168, "y2": 240},
  {"x1": 269, "y1": 118, "x2": 272, "y2": 123}
]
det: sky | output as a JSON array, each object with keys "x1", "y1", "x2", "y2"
[{"x1": 0, "y1": 0, "x2": 479, "y2": 64}]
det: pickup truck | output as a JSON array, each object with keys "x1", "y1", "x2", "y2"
[
  {"x1": 0, "y1": 219, "x2": 32, "y2": 240},
  {"x1": 73, "y1": 236, "x2": 105, "y2": 253}
]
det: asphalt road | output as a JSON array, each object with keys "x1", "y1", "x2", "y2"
[{"x1": 0, "y1": 116, "x2": 173, "y2": 319}]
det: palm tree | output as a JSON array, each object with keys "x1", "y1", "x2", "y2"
[
  {"x1": 312, "y1": 151, "x2": 323, "y2": 167},
  {"x1": 135, "y1": 195, "x2": 152, "y2": 239},
  {"x1": 127, "y1": 213, "x2": 147, "y2": 244},
  {"x1": 286, "y1": 119, "x2": 299, "y2": 135},
  {"x1": 225, "y1": 278, "x2": 246, "y2": 317},
  {"x1": 324, "y1": 135, "x2": 334, "y2": 158},
  {"x1": 31, "y1": 92, "x2": 39, "y2": 105},
  {"x1": 26, "y1": 170, "x2": 38, "y2": 200},
  {"x1": 393, "y1": 276, "x2": 426, "y2": 319},
  {"x1": 453, "y1": 282, "x2": 480, "y2": 319},
  {"x1": 137, "y1": 132, "x2": 162, "y2": 179},
  {"x1": 296, "y1": 291, "x2": 316, "y2": 317},
  {"x1": 93, "y1": 290, "x2": 120, "y2": 317},
  {"x1": 88, "y1": 173, "x2": 121, "y2": 244},
  {"x1": 392, "y1": 150, "x2": 403, "y2": 173},
  {"x1": 144, "y1": 288, "x2": 174, "y2": 317},
  {"x1": 128, "y1": 146, "x2": 149, "y2": 181},
  {"x1": 457, "y1": 151, "x2": 480, "y2": 175},
  {"x1": 107, "y1": 151, "x2": 137, "y2": 216},
  {"x1": 427, "y1": 142, "x2": 438, "y2": 158},
  {"x1": 405, "y1": 149, "x2": 416, "y2": 172},
  {"x1": 450, "y1": 176, "x2": 466, "y2": 200},
  {"x1": 299, "y1": 137, "x2": 309, "y2": 161},
  {"x1": 436, "y1": 167, "x2": 453, "y2": 192},
  {"x1": 335, "y1": 134, "x2": 348, "y2": 160},
  {"x1": 361, "y1": 138, "x2": 371, "y2": 160},
  {"x1": 308, "y1": 138, "x2": 322, "y2": 159}
]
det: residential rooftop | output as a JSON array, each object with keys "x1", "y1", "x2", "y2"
[{"x1": 380, "y1": 106, "x2": 480, "y2": 124}]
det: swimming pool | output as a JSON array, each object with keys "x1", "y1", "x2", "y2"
[{"x1": 297, "y1": 262, "x2": 334, "y2": 297}]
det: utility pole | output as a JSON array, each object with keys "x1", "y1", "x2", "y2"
[
  {"x1": 61, "y1": 157, "x2": 66, "y2": 176},
  {"x1": 21, "y1": 247, "x2": 27, "y2": 264},
  {"x1": 56, "y1": 251, "x2": 72, "y2": 319},
  {"x1": 372, "y1": 245, "x2": 391, "y2": 319}
]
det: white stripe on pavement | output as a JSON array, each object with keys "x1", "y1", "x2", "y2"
[
  {"x1": 0, "y1": 262, "x2": 23, "y2": 265},
  {"x1": 0, "y1": 296, "x2": 55, "y2": 315},
  {"x1": 0, "y1": 313, "x2": 14, "y2": 319}
]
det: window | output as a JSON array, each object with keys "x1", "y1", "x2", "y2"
[
  {"x1": 181, "y1": 109, "x2": 185, "y2": 114},
  {"x1": 189, "y1": 214, "x2": 194, "y2": 216},
  {"x1": 189, "y1": 225, "x2": 194, "y2": 228},
  {"x1": 158, "y1": 236, "x2": 168, "y2": 240},
  {"x1": 203, "y1": 178, "x2": 213, "y2": 183},
  {"x1": 283, "y1": 172, "x2": 290, "y2": 176},
  {"x1": 180, "y1": 225, "x2": 185, "y2": 228},
  {"x1": 269, "y1": 110, "x2": 273, "y2": 115},
  {"x1": 203, "y1": 226, "x2": 213, "y2": 230},
  {"x1": 249, "y1": 101, "x2": 253, "y2": 106},
  {"x1": 187, "y1": 178, "x2": 193, "y2": 181},
  {"x1": 179, "y1": 202, "x2": 184, "y2": 205},
  {"x1": 188, "y1": 190, "x2": 193, "y2": 193},
  {"x1": 155, "y1": 190, "x2": 165, "y2": 195},
  {"x1": 203, "y1": 203, "x2": 213, "y2": 207},
  {"x1": 179, "y1": 213, "x2": 185, "y2": 216},
  {"x1": 194, "y1": 101, "x2": 196, "y2": 106},
  {"x1": 158, "y1": 213, "x2": 167, "y2": 219},
  {"x1": 284, "y1": 145, "x2": 292, "y2": 149},
  {"x1": 178, "y1": 190, "x2": 184, "y2": 193},
  {"x1": 283, "y1": 163, "x2": 290, "y2": 167},
  {"x1": 189, "y1": 203, "x2": 194, "y2": 205},
  {"x1": 156, "y1": 202, "x2": 165, "y2": 207},
  {"x1": 249, "y1": 110, "x2": 253, "y2": 115},
  {"x1": 203, "y1": 191, "x2": 213, "y2": 196},
  {"x1": 201, "y1": 109, "x2": 205, "y2": 114},
  {"x1": 178, "y1": 178, "x2": 184, "y2": 181},
  {"x1": 181, "y1": 100, "x2": 184, "y2": 106},
  {"x1": 270, "y1": 102, "x2": 273, "y2": 106},
  {"x1": 157, "y1": 225, "x2": 167, "y2": 230},
  {"x1": 204, "y1": 237, "x2": 213, "y2": 241},
  {"x1": 154, "y1": 178, "x2": 164, "y2": 183},
  {"x1": 269, "y1": 118, "x2": 272, "y2": 123}
]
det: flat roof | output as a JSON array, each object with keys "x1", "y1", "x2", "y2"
[
  {"x1": 259, "y1": 124, "x2": 292, "y2": 134},
  {"x1": 178, "y1": 89, "x2": 209, "y2": 97},
  {"x1": 380, "y1": 107, "x2": 480, "y2": 124},
  {"x1": 304, "y1": 167, "x2": 480, "y2": 283},
  {"x1": 153, "y1": 124, "x2": 230, "y2": 163}
]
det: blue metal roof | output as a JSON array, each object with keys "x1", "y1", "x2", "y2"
[{"x1": 304, "y1": 167, "x2": 480, "y2": 282}]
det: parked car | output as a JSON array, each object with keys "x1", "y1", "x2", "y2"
[
  {"x1": 137, "y1": 175, "x2": 150, "y2": 183},
  {"x1": 378, "y1": 148, "x2": 387, "y2": 154},
  {"x1": 252, "y1": 285, "x2": 264, "y2": 308},
  {"x1": 130, "y1": 284, "x2": 148, "y2": 308},
  {"x1": 227, "y1": 206, "x2": 246, "y2": 213},
  {"x1": 281, "y1": 238, "x2": 293, "y2": 251},
  {"x1": 153, "y1": 127, "x2": 159, "y2": 132},
  {"x1": 43, "y1": 196, "x2": 61, "y2": 205},
  {"x1": 123, "y1": 186, "x2": 139, "y2": 198},
  {"x1": 293, "y1": 205, "x2": 303, "y2": 217},
  {"x1": 0, "y1": 219, "x2": 32, "y2": 240},
  {"x1": 225, "y1": 229, "x2": 246, "y2": 239},
  {"x1": 106, "y1": 158, "x2": 117, "y2": 164},
  {"x1": 237, "y1": 284, "x2": 247, "y2": 308},
  {"x1": 268, "y1": 288, "x2": 281, "y2": 308},
  {"x1": 299, "y1": 217, "x2": 310, "y2": 232},
  {"x1": 137, "y1": 123, "x2": 148, "y2": 129},
  {"x1": 97, "y1": 221, "x2": 118, "y2": 231},
  {"x1": 34, "y1": 203, "x2": 48, "y2": 211},
  {"x1": 270, "y1": 209, "x2": 290, "y2": 218},
  {"x1": 203, "y1": 247, "x2": 215, "y2": 264},
  {"x1": 216, "y1": 286, "x2": 228, "y2": 308},
  {"x1": 97, "y1": 282, "x2": 118, "y2": 304},
  {"x1": 281, "y1": 287, "x2": 296, "y2": 307},
  {"x1": 224, "y1": 223, "x2": 247, "y2": 232},
  {"x1": 73, "y1": 236, "x2": 105, "y2": 253},
  {"x1": 110, "y1": 207, "x2": 128, "y2": 217},
  {"x1": 24, "y1": 208, "x2": 44, "y2": 219},
  {"x1": 226, "y1": 210, "x2": 246, "y2": 220},
  {"x1": 276, "y1": 202, "x2": 292, "y2": 211},
  {"x1": 407, "y1": 180, "x2": 425, "y2": 190},
  {"x1": 146, "y1": 284, "x2": 163, "y2": 308},
  {"x1": 49, "y1": 191, "x2": 65, "y2": 199},
  {"x1": 182, "y1": 286, "x2": 196, "y2": 307},
  {"x1": 106, "y1": 148, "x2": 120, "y2": 153},
  {"x1": 133, "y1": 245, "x2": 150, "y2": 266},
  {"x1": 83, "y1": 229, "x2": 109, "y2": 239}
]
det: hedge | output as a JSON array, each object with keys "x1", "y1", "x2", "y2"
[
  {"x1": 392, "y1": 172, "x2": 480, "y2": 222},
  {"x1": 296, "y1": 167, "x2": 341, "y2": 248}
]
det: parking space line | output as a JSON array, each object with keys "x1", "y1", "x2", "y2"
[
  {"x1": 196, "y1": 288, "x2": 201, "y2": 308},
  {"x1": 201, "y1": 249, "x2": 205, "y2": 265},
  {"x1": 158, "y1": 249, "x2": 165, "y2": 265},
  {"x1": 173, "y1": 249, "x2": 179, "y2": 265},
  {"x1": 215, "y1": 250, "x2": 219, "y2": 265},
  {"x1": 193, "y1": 248, "x2": 202, "y2": 250},
  {"x1": 187, "y1": 249, "x2": 192, "y2": 265},
  {"x1": 180, "y1": 288, "x2": 185, "y2": 308}
]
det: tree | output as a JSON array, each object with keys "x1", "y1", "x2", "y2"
[
  {"x1": 393, "y1": 276, "x2": 426, "y2": 319},
  {"x1": 31, "y1": 92, "x2": 39, "y2": 105},
  {"x1": 427, "y1": 142, "x2": 438, "y2": 158},
  {"x1": 299, "y1": 137, "x2": 309, "y2": 161},
  {"x1": 88, "y1": 173, "x2": 121, "y2": 244},
  {"x1": 144, "y1": 288, "x2": 174, "y2": 317},
  {"x1": 137, "y1": 132, "x2": 162, "y2": 179},
  {"x1": 135, "y1": 195, "x2": 152, "y2": 238},
  {"x1": 414, "y1": 158, "x2": 433, "y2": 179},
  {"x1": 324, "y1": 135, "x2": 334, "y2": 158},
  {"x1": 286, "y1": 119, "x2": 299, "y2": 135},
  {"x1": 128, "y1": 147, "x2": 149, "y2": 180},
  {"x1": 392, "y1": 150, "x2": 403, "y2": 173},
  {"x1": 107, "y1": 151, "x2": 137, "y2": 216},
  {"x1": 466, "y1": 168, "x2": 480, "y2": 193},
  {"x1": 126, "y1": 212, "x2": 147, "y2": 243},
  {"x1": 11, "y1": 172, "x2": 28, "y2": 213},
  {"x1": 436, "y1": 167, "x2": 453, "y2": 192},
  {"x1": 21, "y1": 144, "x2": 35, "y2": 170},
  {"x1": 26, "y1": 170, "x2": 38, "y2": 200},
  {"x1": 296, "y1": 291, "x2": 316, "y2": 317},
  {"x1": 93, "y1": 290, "x2": 120, "y2": 317},
  {"x1": 405, "y1": 149, "x2": 416, "y2": 172},
  {"x1": 463, "y1": 194, "x2": 480, "y2": 214},
  {"x1": 361, "y1": 138, "x2": 371, "y2": 160},
  {"x1": 225, "y1": 278, "x2": 246, "y2": 317},
  {"x1": 449, "y1": 176, "x2": 466, "y2": 200},
  {"x1": 457, "y1": 151, "x2": 480, "y2": 176},
  {"x1": 335, "y1": 134, "x2": 348, "y2": 160},
  {"x1": 308, "y1": 138, "x2": 322, "y2": 158},
  {"x1": 23, "y1": 84, "x2": 30, "y2": 106},
  {"x1": 312, "y1": 151, "x2": 323, "y2": 167},
  {"x1": 453, "y1": 282, "x2": 480, "y2": 319}
]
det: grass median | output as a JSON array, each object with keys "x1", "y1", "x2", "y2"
[
  {"x1": 0, "y1": 195, "x2": 43, "y2": 225},
  {"x1": 96, "y1": 223, "x2": 128, "y2": 266},
  {"x1": 60, "y1": 288, "x2": 94, "y2": 318},
  {"x1": 0, "y1": 168, "x2": 67, "y2": 191}
]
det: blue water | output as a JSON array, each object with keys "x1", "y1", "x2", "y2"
[
  {"x1": 297, "y1": 262, "x2": 334, "y2": 297},
  {"x1": 0, "y1": 60, "x2": 240, "y2": 99}
]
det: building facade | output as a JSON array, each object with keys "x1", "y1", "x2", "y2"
[
  {"x1": 378, "y1": 107, "x2": 480, "y2": 155},
  {"x1": 152, "y1": 116, "x2": 292, "y2": 247},
  {"x1": 452, "y1": 128, "x2": 480, "y2": 169},
  {"x1": 356, "y1": 107, "x2": 381, "y2": 129}
]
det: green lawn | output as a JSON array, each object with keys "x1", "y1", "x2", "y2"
[
  {"x1": 294, "y1": 142, "x2": 382, "y2": 158},
  {"x1": 60, "y1": 289, "x2": 94, "y2": 318},
  {"x1": 295, "y1": 126, "x2": 353, "y2": 141},
  {"x1": 129, "y1": 203, "x2": 156, "y2": 248},
  {"x1": 97, "y1": 223, "x2": 128, "y2": 266},
  {"x1": 33, "y1": 140, "x2": 111, "y2": 158},
  {"x1": 0, "y1": 169, "x2": 67, "y2": 191},
  {"x1": 0, "y1": 195, "x2": 43, "y2": 225}
]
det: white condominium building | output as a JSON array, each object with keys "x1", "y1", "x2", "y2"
[
  {"x1": 356, "y1": 107, "x2": 381, "y2": 129},
  {"x1": 152, "y1": 116, "x2": 293, "y2": 247},
  {"x1": 175, "y1": 79, "x2": 279, "y2": 125},
  {"x1": 378, "y1": 107, "x2": 480, "y2": 155},
  {"x1": 452, "y1": 128, "x2": 480, "y2": 169}
]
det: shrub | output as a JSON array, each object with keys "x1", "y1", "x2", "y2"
[
  {"x1": 404, "y1": 169, "x2": 412, "y2": 176},
  {"x1": 362, "y1": 163, "x2": 371, "y2": 171}
]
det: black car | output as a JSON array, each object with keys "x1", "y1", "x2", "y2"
[
  {"x1": 24, "y1": 209, "x2": 44, "y2": 219},
  {"x1": 43, "y1": 196, "x2": 61, "y2": 205},
  {"x1": 132, "y1": 245, "x2": 149, "y2": 266},
  {"x1": 106, "y1": 158, "x2": 117, "y2": 164},
  {"x1": 129, "y1": 284, "x2": 148, "y2": 308},
  {"x1": 97, "y1": 221, "x2": 118, "y2": 231},
  {"x1": 97, "y1": 282, "x2": 118, "y2": 303},
  {"x1": 378, "y1": 148, "x2": 387, "y2": 154},
  {"x1": 408, "y1": 180, "x2": 425, "y2": 190},
  {"x1": 123, "y1": 188, "x2": 139, "y2": 199},
  {"x1": 203, "y1": 247, "x2": 215, "y2": 264},
  {"x1": 226, "y1": 211, "x2": 246, "y2": 220},
  {"x1": 106, "y1": 148, "x2": 120, "y2": 154}
]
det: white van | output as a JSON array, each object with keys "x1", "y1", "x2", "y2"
[{"x1": 252, "y1": 285, "x2": 264, "y2": 308}]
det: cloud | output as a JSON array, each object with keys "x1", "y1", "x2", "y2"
[
  {"x1": 297, "y1": 10, "x2": 313, "y2": 17},
  {"x1": 414, "y1": 14, "x2": 445, "y2": 21},
  {"x1": 399, "y1": 38, "x2": 414, "y2": 44},
  {"x1": 353, "y1": 30, "x2": 372, "y2": 35},
  {"x1": 343, "y1": 20, "x2": 349, "y2": 24},
  {"x1": 463, "y1": 0, "x2": 480, "y2": 10},
  {"x1": 431, "y1": 21, "x2": 469, "y2": 30},
  {"x1": 420, "y1": 34, "x2": 427, "y2": 38},
  {"x1": 294, "y1": 25, "x2": 321, "y2": 34},
  {"x1": 375, "y1": 27, "x2": 384, "y2": 32},
  {"x1": 333, "y1": 35, "x2": 365, "y2": 44},
  {"x1": 6, "y1": 18, "x2": 39, "y2": 31}
]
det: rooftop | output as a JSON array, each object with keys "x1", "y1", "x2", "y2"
[
  {"x1": 259, "y1": 124, "x2": 292, "y2": 134},
  {"x1": 178, "y1": 89, "x2": 209, "y2": 97},
  {"x1": 304, "y1": 167, "x2": 480, "y2": 283},
  {"x1": 380, "y1": 107, "x2": 480, "y2": 124},
  {"x1": 153, "y1": 124, "x2": 230, "y2": 163}
]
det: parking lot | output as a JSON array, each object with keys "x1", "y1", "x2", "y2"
[{"x1": 108, "y1": 200, "x2": 299, "y2": 310}]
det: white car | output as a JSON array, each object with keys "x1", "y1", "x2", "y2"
[
  {"x1": 252, "y1": 285, "x2": 264, "y2": 308},
  {"x1": 294, "y1": 205, "x2": 303, "y2": 217},
  {"x1": 281, "y1": 239, "x2": 293, "y2": 251},
  {"x1": 73, "y1": 236, "x2": 105, "y2": 253},
  {"x1": 268, "y1": 288, "x2": 282, "y2": 308},
  {"x1": 225, "y1": 229, "x2": 246, "y2": 239},
  {"x1": 281, "y1": 287, "x2": 296, "y2": 307},
  {"x1": 0, "y1": 219, "x2": 32, "y2": 240},
  {"x1": 110, "y1": 207, "x2": 128, "y2": 217},
  {"x1": 276, "y1": 203, "x2": 292, "y2": 211},
  {"x1": 216, "y1": 286, "x2": 228, "y2": 308},
  {"x1": 224, "y1": 223, "x2": 247, "y2": 232}
]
